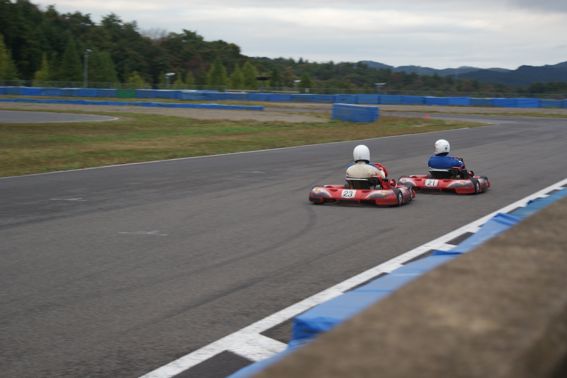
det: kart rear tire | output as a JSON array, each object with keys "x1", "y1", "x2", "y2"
[
  {"x1": 471, "y1": 178, "x2": 481, "y2": 194},
  {"x1": 396, "y1": 191, "x2": 404, "y2": 206}
]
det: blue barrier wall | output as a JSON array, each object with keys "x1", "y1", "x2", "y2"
[
  {"x1": 401, "y1": 95, "x2": 425, "y2": 105},
  {"x1": 20, "y1": 87, "x2": 42, "y2": 96},
  {"x1": 448, "y1": 97, "x2": 471, "y2": 106},
  {"x1": 540, "y1": 99, "x2": 562, "y2": 108},
  {"x1": 470, "y1": 98, "x2": 493, "y2": 107},
  {"x1": 1, "y1": 87, "x2": 565, "y2": 109},
  {"x1": 356, "y1": 94, "x2": 379, "y2": 105},
  {"x1": 95, "y1": 89, "x2": 117, "y2": 97},
  {"x1": 379, "y1": 95, "x2": 402, "y2": 105},
  {"x1": 0, "y1": 98, "x2": 264, "y2": 111},
  {"x1": 425, "y1": 97, "x2": 449, "y2": 106},
  {"x1": 334, "y1": 94, "x2": 358, "y2": 104},
  {"x1": 291, "y1": 94, "x2": 335, "y2": 103},
  {"x1": 331, "y1": 104, "x2": 379, "y2": 122}
]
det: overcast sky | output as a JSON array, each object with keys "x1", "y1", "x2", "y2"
[{"x1": 33, "y1": 0, "x2": 567, "y2": 69}]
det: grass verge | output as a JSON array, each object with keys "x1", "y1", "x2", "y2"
[{"x1": 0, "y1": 111, "x2": 480, "y2": 177}]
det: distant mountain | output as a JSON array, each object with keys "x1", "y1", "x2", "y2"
[
  {"x1": 460, "y1": 61, "x2": 567, "y2": 86},
  {"x1": 360, "y1": 61, "x2": 393, "y2": 70},
  {"x1": 360, "y1": 60, "x2": 567, "y2": 86}
]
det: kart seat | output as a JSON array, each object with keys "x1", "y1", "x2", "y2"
[
  {"x1": 345, "y1": 177, "x2": 380, "y2": 189},
  {"x1": 429, "y1": 168, "x2": 470, "y2": 179}
]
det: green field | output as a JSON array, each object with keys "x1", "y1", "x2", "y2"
[{"x1": 0, "y1": 111, "x2": 480, "y2": 177}]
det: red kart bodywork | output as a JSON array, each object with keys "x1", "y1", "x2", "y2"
[
  {"x1": 309, "y1": 177, "x2": 415, "y2": 206},
  {"x1": 398, "y1": 174, "x2": 490, "y2": 194}
]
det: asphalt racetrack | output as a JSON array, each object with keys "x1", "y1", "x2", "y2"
[{"x1": 1, "y1": 111, "x2": 567, "y2": 377}]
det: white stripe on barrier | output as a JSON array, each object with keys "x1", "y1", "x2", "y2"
[{"x1": 140, "y1": 177, "x2": 567, "y2": 378}]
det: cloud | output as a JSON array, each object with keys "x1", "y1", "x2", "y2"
[{"x1": 32, "y1": 0, "x2": 567, "y2": 68}]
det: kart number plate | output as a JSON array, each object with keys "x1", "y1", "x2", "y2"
[
  {"x1": 425, "y1": 179, "x2": 439, "y2": 187},
  {"x1": 342, "y1": 189, "x2": 356, "y2": 198}
]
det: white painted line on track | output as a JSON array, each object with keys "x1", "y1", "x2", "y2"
[
  {"x1": 140, "y1": 177, "x2": 567, "y2": 378},
  {"x1": 0, "y1": 124, "x2": 476, "y2": 180}
]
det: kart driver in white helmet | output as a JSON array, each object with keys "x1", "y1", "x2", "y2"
[
  {"x1": 346, "y1": 144, "x2": 386, "y2": 180},
  {"x1": 428, "y1": 139, "x2": 465, "y2": 171}
]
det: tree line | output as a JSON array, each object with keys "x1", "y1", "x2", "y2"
[{"x1": 0, "y1": 0, "x2": 563, "y2": 96}]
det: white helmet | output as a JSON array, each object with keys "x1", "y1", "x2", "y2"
[
  {"x1": 353, "y1": 144, "x2": 371, "y2": 162},
  {"x1": 434, "y1": 139, "x2": 450, "y2": 155}
]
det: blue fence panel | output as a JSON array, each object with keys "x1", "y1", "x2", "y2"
[
  {"x1": 40, "y1": 88, "x2": 63, "y2": 96},
  {"x1": 153, "y1": 90, "x2": 178, "y2": 99},
  {"x1": 0, "y1": 87, "x2": 6, "y2": 95},
  {"x1": 59, "y1": 89, "x2": 76, "y2": 97},
  {"x1": 247, "y1": 93, "x2": 271, "y2": 101},
  {"x1": 20, "y1": 87, "x2": 42, "y2": 96},
  {"x1": 135, "y1": 89, "x2": 157, "y2": 98},
  {"x1": 178, "y1": 91, "x2": 206, "y2": 100},
  {"x1": 95, "y1": 89, "x2": 117, "y2": 97},
  {"x1": 334, "y1": 94, "x2": 357, "y2": 104},
  {"x1": 379, "y1": 95, "x2": 402, "y2": 105},
  {"x1": 562, "y1": 100, "x2": 567, "y2": 109},
  {"x1": 425, "y1": 97, "x2": 449, "y2": 106},
  {"x1": 448, "y1": 97, "x2": 471, "y2": 106},
  {"x1": 470, "y1": 98, "x2": 493, "y2": 107},
  {"x1": 214, "y1": 92, "x2": 248, "y2": 101},
  {"x1": 401, "y1": 95, "x2": 425, "y2": 105},
  {"x1": 356, "y1": 94, "x2": 379, "y2": 104},
  {"x1": 290, "y1": 94, "x2": 335, "y2": 103},
  {"x1": 75, "y1": 89, "x2": 98, "y2": 97},
  {"x1": 3, "y1": 87, "x2": 21, "y2": 95},
  {"x1": 267, "y1": 93, "x2": 293, "y2": 102},
  {"x1": 540, "y1": 99, "x2": 562, "y2": 108},
  {"x1": 492, "y1": 98, "x2": 516, "y2": 107},
  {"x1": 332, "y1": 104, "x2": 379, "y2": 122},
  {"x1": 515, "y1": 98, "x2": 540, "y2": 108}
]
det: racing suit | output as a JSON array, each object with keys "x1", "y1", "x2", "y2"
[
  {"x1": 428, "y1": 153, "x2": 465, "y2": 170},
  {"x1": 346, "y1": 162, "x2": 386, "y2": 179}
]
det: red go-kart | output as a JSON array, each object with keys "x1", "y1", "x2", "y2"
[
  {"x1": 309, "y1": 164, "x2": 415, "y2": 206},
  {"x1": 398, "y1": 167, "x2": 490, "y2": 195}
]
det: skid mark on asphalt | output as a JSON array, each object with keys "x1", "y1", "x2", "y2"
[{"x1": 118, "y1": 230, "x2": 169, "y2": 237}]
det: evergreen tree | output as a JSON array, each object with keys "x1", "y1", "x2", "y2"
[
  {"x1": 230, "y1": 64, "x2": 244, "y2": 89},
  {"x1": 270, "y1": 68, "x2": 282, "y2": 88},
  {"x1": 32, "y1": 54, "x2": 50, "y2": 85},
  {"x1": 125, "y1": 71, "x2": 148, "y2": 88},
  {"x1": 206, "y1": 59, "x2": 228, "y2": 89},
  {"x1": 281, "y1": 66, "x2": 295, "y2": 87},
  {"x1": 57, "y1": 38, "x2": 82, "y2": 83},
  {"x1": 173, "y1": 72, "x2": 186, "y2": 89},
  {"x1": 299, "y1": 72, "x2": 313, "y2": 92},
  {"x1": 184, "y1": 70, "x2": 195, "y2": 88},
  {"x1": 0, "y1": 34, "x2": 19, "y2": 81},
  {"x1": 242, "y1": 61, "x2": 258, "y2": 89},
  {"x1": 88, "y1": 50, "x2": 118, "y2": 85}
]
